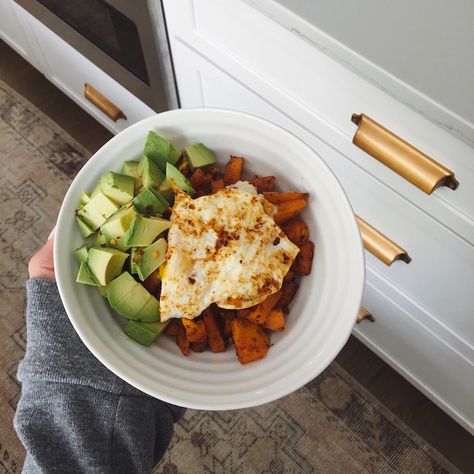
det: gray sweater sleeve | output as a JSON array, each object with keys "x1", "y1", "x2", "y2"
[{"x1": 14, "y1": 279, "x2": 185, "y2": 474}]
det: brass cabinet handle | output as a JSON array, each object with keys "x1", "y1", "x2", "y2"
[
  {"x1": 84, "y1": 84, "x2": 127, "y2": 122},
  {"x1": 357, "y1": 307, "x2": 375, "y2": 323},
  {"x1": 351, "y1": 113, "x2": 458, "y2": 194},
  {"x1": 356, "y1": 216, "x2": 411, "y2": 266}
]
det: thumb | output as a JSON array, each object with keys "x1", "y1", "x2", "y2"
[{"x1": 28, "y1": 232, "x2": 55, "y2": 280}]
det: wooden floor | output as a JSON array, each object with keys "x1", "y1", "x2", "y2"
[{"x1": 1, "y1": 40, "x2": 472, "y2": 472}]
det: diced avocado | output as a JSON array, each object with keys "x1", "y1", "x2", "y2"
[
  {"x1": 77, "y1": 192, "x2": 119, "y2": 230},
  {"x1": 90, "y1": 230, "x2": 107, "y2": 247},
  {"x1": 135, "y1": 296, "x2": 160, "y2": 322},
  {"x1": 144, "y1": 130, "x2": 181, "y2": 172},
  {"x1": 76, "y1": 217, "x2": 95, "y2": 238},
  {"x1": 87, "y1": 247, "x2": 129, "y2": 286},
  {"x1": 130, "y1": 247, "x2": 141, "y2": 275},
  {"x1": 74, "y1": 244, "x2": 89, "y2": 264},
  {"x1": 100, "y1": 204, "x2": 137, "y2": 250},
  {"x1": 135, "y1": 238, "x2": 167, "y2": 281},
  {"x1": 158, "y1": 180, "x2": 175, "y2": 204},
  {"x1": 124, "y1": 319, "x2": 168, "y2": 346},
  {"x1": 77, "y1": 191, "x2": 91, "y2": 208},
  {"x1": 76, "y1": 262, "x2": 98, "y2": 286},
  {"x1": 98, "y1": 285, "x2": 107, "y2": 297},
  {"x1": 106, "y1": 272, "x2": 159, "y2": 321},
  {"x1": 165, "y1": 162, "x2": 195, "y2": 195},
  {"x1": 99, "y1": 172, "x2": 135, "y2": 205},
  {"x1": 185, "y1": 143, "x2": 216, "y2": 171},
  {"x1": 138, "y1": 154, "x2": 165, "y2": 189},
  {"x1": 133, "y1": 187, "x2": 169, "y2": 215},
  {"x1": 123, "y1": 214, "x2": 171, "y2": 247},
  {"x1": 122, "y1": 160, "x2": 143, "y2": 193}
]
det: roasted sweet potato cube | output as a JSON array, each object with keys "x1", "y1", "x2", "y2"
[
  {"x1": 294, "y1": 240, "x2": 315, "y2": 276},
  {"x1": 283, "y1": 270, "x2": 296, "y2": 282},
  {"x1": 237, "y1": 307, "x2": 253, "y2": 319},
  {"x1": 223, "y1": 156, "x2": 244, "y2": 185},
  {"x1": 165, "y1": 319, "x2": 179, "y2": 336},
  {"x1": 248, "y1": 176, "x2": 276, "y2": 192},
  {"x1": 211, "y1": 179, "x2": 225, "y2": 193},
  {"x1": 190, "y1": 340, "x2": 207, "y2": 352},
  {"x1": 246, "y1": 291, "x2": 281, "y2": 325},
  {"x1": 277, "y1": 280, "x2": 299, "y2": 313},
  {"x1": 263, "y1": 192, "x2": 309, "y2": 204},
  {"x1": 218, "y1": 309, "x2": 236, "y2": 336},
  {"x1": 142, "y1": 269, "x2": 161, "y2": 294},
  {"x1": 176, "y1": 320, "x2": 190, "y2": 356},
  {"x1": 273, "y1": 199, "x2": 308, "y2": 225},
  {"x1": 231, "y1": 318, "x2": 270, "y2": 364},
  {"x1": 264, "y1": 308, "x2": 285, "y2": 332},
  {"x1": 203, "y1": 308, "x2": 226, "y2": 352},
  {"x1": 206, "y1": 165, "x2": 222, "y2": 178},
  {"x1": 282, "y1": 218, "x2": 309, "y2": 245},
  {"x1": 190, "y1": 168, "x2": 206, "y2": 188},
  {"x1": 181, "y1": 318, "x2": 207, "y2": 343}
]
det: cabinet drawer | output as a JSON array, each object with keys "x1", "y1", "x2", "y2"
[
  {"x1": 26, "y1": 13, "x2": 155, "y2": 134},
  {"x1": 163, "y1": 0, "x2": 474, "y2": 244},
  {"x1": 171, "y1": 39, "x2": 474, "y2": 347},
  {"x1": 356, "y1": 267, "x2": 474, "y2": 433}
]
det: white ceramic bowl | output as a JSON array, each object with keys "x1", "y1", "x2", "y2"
[{"x1": 55, "y1": 109, "x2": 364, "y2": 410}]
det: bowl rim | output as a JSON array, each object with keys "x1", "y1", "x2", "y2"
[{"x1": 54, "y1": 107, "x2": 365, "y2": 409}]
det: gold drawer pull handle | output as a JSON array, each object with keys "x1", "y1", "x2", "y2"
[
  {"x1": 351, "y1": 113, "x2": 458, "y2": 194},
  {"x1": 84, "y1": 84, "x2": 127, "y2": 122},
  {"x1": 357, "y1": 307, "x2": 375, "y2": 323},
  {"x1": 356, "y1": 216, "x2": 411, "y2": 266}
]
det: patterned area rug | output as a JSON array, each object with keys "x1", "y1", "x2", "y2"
[{"x1": 0, "y1": 79, "x2": 460, "y2": 474}]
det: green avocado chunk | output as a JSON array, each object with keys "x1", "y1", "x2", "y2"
[
  {"x1": 138, "y1": 155, "x2": 165, "y2": 189},
  {"x1": 185, "y1": 143, "x2": 216, "y2": 171},
  {"x1": 164, "y1": 162, "x2": 195, "y2": 195},
  {"x1": 87, "y1": 247, "x2": 129, "y2": 286},
  {"x1": 123, "y1": 214, "x2": 171, "y2": 247},
  {"x1": 99, "y1": 172, "x2": 135, "y2": 205},
  {"x1": 144, "y1": 130, "x2": 181, "y2": 172},
  {"x1": 76, "y1": 217, "x2": 95, "y2": 238},
  {"x1": 135, "y1": 238, "x2": 167, "y2": 281},
  {"x1": 133, "y1": 187, "x2": 169, "y2": 215},
  {"x1": 77, "y1": 191, "x2": 91, "y2": 208},
  {"x1": 124, "y1": 319, "x2": 169, "y2": 346},
  {"x1": 76, "y1": 262, "x2": 98, "y2": 286},
  {"x1": 100, "y1": 204, "x2": 137, "y2": 250},
  {"x1": 106, "y1": 272, "x2": 159, "y2": 322},
  {"x1": 74, "y1": 244, "x2": 89, "y2": 264},
  {"x1": 89, "y1": 230, "x2": 107, "y2": 247},
  {"x1": 77, "y1": 192, "x2": 119, "y2": 230},
  {"x1": 122, "y1": 160, "x2": 143, "y2": 193}
]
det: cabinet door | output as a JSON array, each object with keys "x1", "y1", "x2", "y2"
[{"x1": 0, "y1": 0, "x2": 45, "y2": 70}]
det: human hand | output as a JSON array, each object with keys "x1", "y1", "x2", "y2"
[{"x1": 28, "y1": 229, "x2": 55, "y2": 280}]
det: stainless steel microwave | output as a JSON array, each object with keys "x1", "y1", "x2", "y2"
[{"x1": 14, "y1": 0, "x2": 178, "y2": 111}]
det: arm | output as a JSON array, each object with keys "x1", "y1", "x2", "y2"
[{"x1": 15, "y1": 236, "x2": 184, "y2": 473}]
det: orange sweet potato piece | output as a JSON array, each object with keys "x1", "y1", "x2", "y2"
[
  {"x1": 277, "y1": 280, "x2": 299, "y2": 313},
  {"x1": 203, "y1": 308, "x2": 226, "y2": 352},
  {"x1": 283, "y1": 270, "x2": 296, "y2": 282},
  {"x1": 142, "y1": 269, "x2": 161, "y2": 294},
  {"x1": 231, "y1": 318, "x2": 270, "y2": 364},
  {"x1": 165, "y1": 319, "x2": 178, "y2": 336},
  {"x1": 263, "y1": 192, "x2": 309, "y2": 204},
  {"x1": 274, "y1": 199, "x2": 308, "y2": 225},
  {"x1": 281, "y1": 218, "x2": 309, "y2": 245},
  {"x1": 181, "y1": 318, "x2": 207, "y2": 343},
  {"x1": 294, "y1": 240, "x2": 315, "y2": 275},
  {"x1": 237, "y1": 307, "x2": 253, "y2": 319},
  {"x1": 176, "y1": 320, "x2": 190, "y2": 356},
  {"x1": 189, "y1": 168, "x2": 206, "y2": 188},
  {"x1": 190, "y1": 340, "x2": 207, "y2": 352},
  {"x1": 248, "y1": 176, "x2": 276, "y2": 192},
  {"x1": 223, "y1": 156, "x2": 244, "y2": 185},
  {"x1": 218, "y1": 309, "x2": 236, "y2": 336},
  {"x1": 211, "y1": 179, "x2": 225, "y2": 193},
  {"x1": 264, "y1": 308, "x2": 285, "y2": 331},
  {"x1": 246, "y1": 291, "x2": 281, "y2": 325},
  {"x1": 206, "y1": 165, "x2": 222, "y2": 179}
]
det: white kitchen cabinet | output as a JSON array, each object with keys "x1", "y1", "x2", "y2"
[
  {"x1": 0, "y1": 1, "x2": 156, "y2": 134},
  {"x1": 163, "y1": 0, "x2": 474, "y2": 432}
]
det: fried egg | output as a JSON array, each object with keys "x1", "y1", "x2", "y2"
[{"x1": 159, "y1": 182, "x2": 300, "y2": 321}]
